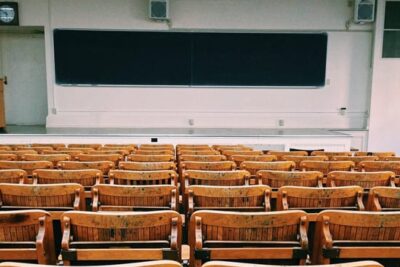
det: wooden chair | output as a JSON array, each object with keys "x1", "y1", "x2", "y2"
[
  {"x1": 0, "y1": 161, "x2": 53, "y2": 176},
  {"x1": 186, "y1": 185, "x2": 271, "y2": 218},
  {"x1": 276, "y1": 186, "x2": 364, "y2": 212},
  {"x1": 42, "y1": 150, "x2": 84, "y2": 158},
  {"x1": 327, "y1": 171, "x2": 396, "y2": 189},
  {"x1": 0, "y1": 183, "x2": 85, "y2": 211},
  {"x1": 310, "y1": 151, "x2": 353, "y2": 159},
  {"x1": 189, "y1": 210, "x2": 308, "y2": 267},
  {"x1": 178, "y1": 150, "x2": 220, "y2": 156},
  {"x1": 212, "y1": 145, "x2": 252, "y2": 151},
  {"x1": 267, "y1": 151, "x2": 308, "y2": 160},
  {"x1": 57, "y1": 160, "x2": 115, "y2": 176},
  {"x1": 240, "y1": 161, "x2": 295, "y2": 176},
  {"x1": 56, "y1": 147, "x2": 95, "y2": 153},
  {"x1": 355, "y1": 151, "x2": 396, "y2": 158},
  {"x1": 75, "y1": 153, "x2": 123, "y2": 165},
  {"x1": 60, "y1": 210, "x2": 182, "y2": 265},
  {"x1": 33, "y1": 169, "x2": 103, "y2": 188},
  {"x1": 313, "y1": 210, "x2": 400, "y2": 265},
  {"x1": 281, "y1": 155, "x2": 328, "y2": 170},
  {"x1": 176, "y1": 144, "x2": 210, "y2": 150},
  {"x1": 0, "y1": 210, "x2": 56, "y2": 264},
  {"x1": 0, "y1": 169, "x2": 27, "y2": 184},
  {"x1": 180, "y1": 161, "x2": 236, "y2": 172},
  {"x1": 0, "y1": 154, "x2": 17, "y2": 161},
  {"x1": 0, "y1": 150, "x2": 38, "y2": 160},
  {"x1": 0, "y1": 145, "x2": 12, "y2": 151},
  {"x1": 257, "y1": 170, "x2": 324, "y2": 188},
  {"x1": 119, "y1": 161, "x2": 176, "y2": 171},
  {"x1": 140, "y1": 144, "x2": 174, "y2": 149},
  {"x1": 359, "y1": 161, "x2": 400, "y2": 175},
  {"x1": 109, "y1": 170, "x2": 178, "y2": 186},
  {"x1": 20, "y1": 154, "x2": 71, "y2": 166},
  {"x1": 367, "y1": 186, "x2": 400, "y2": 211},
  {"x1": 31, "y1": 143, "x2": 66, "y2": 149},
  {"x1": 28, "y1": 146, "x2": 54, "y2": 154},
  {"x1": 381, "y1": 156, "x2": 400, "y2": 161},
  {"x1": 222, "y1": 150, "x2": 263, "y2": 157},
  {"x1": 229, "y1": 155, "x2": 277, "y2": 167},
  {"x1": 182, "y1": 170, "x2": 251, "y2": 194},
  {"x1": 68, "y1": 143, "x2": 102, "y2": 150},
  {"x1": 89, "y1": 149, "x2": 130, "y2": 156},
  {"x1": 299, "y1": 161, "x2": 355, "y2": 176},
  {"x1": 128, "y1": 154, "x2": 174, "y2": 162},
  {"x1": 201, "y1": 260, "x2": 383, "y2": 267},
  {"x1": 103, "y1": 144, "x2": 137, "y2": 152},
  {"x1": 134, "y1": 150, "x2": 175, "y2": 155},
  {"x1": 179, "y1": 155, "x2": 227, "y2": 162},
  {"x1": 331, "y1": 156, "x2": 379, "y2": 170},
  {"x1": 7, "y1": 145, "x2": 31, "y2": 150},
  {"x1": 92, "y1": 184, "x2": 178, "y2": 211},
  {"x1": 0, "y1": 261, "x2": 182, "y2": 267}
]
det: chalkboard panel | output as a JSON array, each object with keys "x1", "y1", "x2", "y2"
[{"x1": 54, "y1": 30, "x2": 327, "y2": 87}]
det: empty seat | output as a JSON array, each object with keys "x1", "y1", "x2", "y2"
[
  {"x1": 313, "y1": 210, "x2": 400, "y2": 265},
  {"x1": 179, "y1": 155, "x2": 227, "y2": 162},
  {"x1": 331, "y1": 156, "x2": 379, "y2": 170},
  {"x1": 257, "y1": 170, "x2": 323, "y2": 188},
  {"x1": 60, "y1": 210, "x2": 182, "y2": 264},
  {"x1": 31, "y1": 143, "x2": 66, "y2": 149},
  {"x1": 178, "y1": 150, "x2": 220, "y2": 156},
  {"x1": 20, "y1": 154, "x2": 71, "y2": 166},
  {"x1": 119, "y1": 161, "x2": 176, "y2": 171},
  {"x1": 327, "y1": 171, "x2": 396, "y2": 189},
  {"x1": 75, "y1": 153, "x2": 123, "y2": 165},
  {"x1": 0, "y1": 161, "x2": 53, "y2": 176},
  {"x1": 0, "y1": 260, "x2": 182, "y2": 267},
  {"x1": 109, "y1": 170, "x2": 178, "y2": 186},
  {"x1": 42, "y1": 150, "x2": 84, "y2": 158},
  {"x1": 267, "y1": 151, "x2": 308, "y2": 160},
  {"x1": 189, "y1": 210, "x2": 308, "y2": 266},
  {"x1": 140, "y1": 144, "x2": 174, "y2": 149},
  {"x1": 92, "y1": 184, "x2": 177, "y2": 211},
  {"x1": 201, "y1": 260, "x2": 383, "y2": 267},
  {"x1": 0, "y1": 150, "x2": 38, "y2": 160},
  {"x1": 310, "y1": 151, "x2": 353, "y2": 159},
  {"x1": 57, "y1": 160, "x2": 115, "y2": 175},
  {"x1": 299, "y1": 161, "x2": 355, "y2": 176},
  {"x1": 276, "y1": 186, "x2": 364, "y2": 212},
  {"x1": 128, "y1": 154, "x2": 174, "y2": 162},
  {"x1": 89, "y1": 149, "x2": 130, "y2": 156},
  {"x1": 222, "y1": 150, "x2": 263, "y2": 157},
  {"x1": 180, "y1": 161, "x2": 236, "y2": 171},
  {"x1": 281, "y1": 155, "x2": 328, "y2": 170},
  {"x1": 33, "y1": 169, "x2": 103, "y2": 188},
  {"x1": 0, "y1": 183, "x2": 85, "y2": 211},
  {"x1": 186, "y1": 185, "x2": 271, "y2": 218},
  {"x1": 355, "y1": 151, "x2": 396, "y2": 158},
  {"x1": 0, "y1": 169, "x2": 27, "y2": 184},
  {"x1": 0, "y1": 210, "x2": 56, "y2": 264},
  {"x1": 68, "y1": 143, "x2": 102, "y2": 150},
  {"x1": 28, "y1": 146, "x2": 54, "y2": 154},
  {"x1": 56, "y1": 147, "x2": 95, "y2": 153},
  {"x1": 229, "y1": 155, "x2": 277, "y2": 167},
  {"x1": 359, "y1": 161, "x2": 400, "y2": 175},
  {"x1": 0, "y1": 154, "x2": 17, "y2": 161},
  {"x1": 134, "y1": 150, "x2": 175, "y2": 155},
  {"x1": 240, "y1": 161, "x2": 296, "y2": 176},
  {"x1": 367, "y1": 186, "x2": 400, "y2": 211}
]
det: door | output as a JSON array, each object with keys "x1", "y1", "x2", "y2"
[
  {"x1": 0, "y1": 30, "x2": 47, "y2": 125},
  {"x1": 0, "y1": 79, "x2": 4, "y2": 127}
]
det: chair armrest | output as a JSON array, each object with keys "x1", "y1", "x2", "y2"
[
  {"x1": 170, "y1": 189, "x2": 177, "y2": 211},
  {"x1": 264, "y1": 189, "x2": 271, "y2": 212},
  {"x1": 321, "y1": 215, "x2": 333, "y2": 249},
  {"x1": 73, "y1": 188, "x2": 81, "y2": 210},
  {"x1": 299, "y1": 216, "x2": 308, "y2": 250},
  {"x1": 61, "y1": 217, "x2": 71, "y2": 251},
  {"x1": 195, "y1": 216, "x2": 203, "y2": 250},
  {"x1": 170, "y1": 217, "x2": 178, "y2": 250},
  {"x1": 92, "y1": 187, "x2": 99, "y2": 212},
  {"x1": 357, "y1": 191, "x2": 365, "y2": 211},
  {"x1": 370, "y1": 192, "x2": 382, "y2": 211},
  {"x1": 188, "y1": 190, "x2": 194, "y2": 215},
  {"x1": 35, "y1": 216, "x2": 47, "y2": 263}
]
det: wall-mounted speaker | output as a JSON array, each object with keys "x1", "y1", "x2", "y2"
[
  {"x1": 149, "y1": 0, "x2": 169, "y2": 21},
  {"x1": 354, "y1": 0, "x2": 375, "y2": 23}
]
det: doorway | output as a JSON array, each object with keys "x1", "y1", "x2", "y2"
[{"x1": 0, "y1": 26, "x2": 47, "y2": 126}]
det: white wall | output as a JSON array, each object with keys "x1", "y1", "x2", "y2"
[
  {"x1": 15, "y1": 0, "x2": 374, "y2": 128},
  {"x1": 368, "y1": 0, "x2": 400, "y2": 153}
]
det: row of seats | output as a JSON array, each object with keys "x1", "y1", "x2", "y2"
[
  {"x1": 0, "y1": 209, "x2": 397, "y2": 266},
  {"x1": 0, "y1": 182, "x2": 398, "y2": 213}
]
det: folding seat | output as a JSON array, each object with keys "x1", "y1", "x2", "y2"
[
  {"x1": 326, "y1": 171, "x2": 396, "y2": 189},
  {"x1": 0, "y1": 169, "x2": 27, "y2": 183},
  {"x1": 128, "y1": 154, "x2": 175, "y2": 162},
  {"x1": 367, "y1": 186, "x2": 400, "y2": 211},
  {"x1": 310, "y1": 151, "x2": 353, "y2": 160},
  {"x1": 240, "y1": 161, "x2": 295, "y2": 176},
  {"x1": 266, "y1": 151, "x2": 308, "y2": 160},
  {"x1": 119, "y1": 161, "x2": 176, "y2": 171},
  {"x1": 0, "y1": 160, "x2": 53, "y2": 176},
  {"x1": 300, "y1": 161, "x2": 355, "y2": 176},
  {"x1": 57, "y1": 160, "x2": 115, "y2": 176},
  {"x1": 33, "y1": 169, "x2": 103, "y2": 189},
  {"x1": 281, "y1": 155, "x2": 328, "y2": 170},
  {"x1": 21, "y1": 153, "x2": 71, "y2": 166},
  {"x1": 359, "y1": 161, "x2": 400, "y2": 176},
  {"x1": 257, "y1": 170, "x2": 323, "y2": 189},
  {"x1": 109, "y1": 170, "x2": 178, "y2": 186}
]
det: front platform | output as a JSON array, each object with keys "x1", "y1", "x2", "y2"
[{"x1": 0, "y1": 126, "x2": 352, "y2": 151}]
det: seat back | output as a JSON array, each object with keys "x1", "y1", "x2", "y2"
[
  {"x1": 119, "y1": 161, "x2": 176, "y2": 171},
  {"x1": 359, "y1": 161, "x2": 400, "y2": 175},
  {"x1": 313, "y1": 210, "x2": 400, "y2": 264},
  {"x1": 75, "y1": 154, "x2": 123, "y2": 165},
  {"x1": 0, "y1": 183, "x2": 85, "y2": 210},
  {"x1": 127, "y1": 154, "x2": 174, "y2": 162},
  {"x1": 0, "y1": 169, "x2": 27, "y2": 184},
  {"x1": 310, "y1": 151, "x2": 353, "y2": 159},
  {"x1": 186, "y1": 185, "x2": 271, "y2": 215},
  {"x1": 201, "y1": 260, "x2": 383, "y2": 267},
  {"x1": 178, "y1": 150, "x2": 220, "y2": 156},
  {"x1": 183, "y1": 170, "x2": 250, "y2": 192},
  {"x1": 281, "y1": 155, "x2": 328, "y2": 169},
  {"x1": 179, "y1": 155, "x2": 226, "y2": 162},
  {"x1": 0, "y1": 210, "x2": 55, "y2": 264},
  {"x1": 240, "y1": 161, "x2": 295, "y2": 175},
  {"x1": 327, "y1": 171, "x2": 395, "y2": 189},
  {"x1": 229, "y1": 155, "x2": 277, "y2": 167},
  {"x1": 180, "y1": 161, "x2": 236, "y2": 171},
  {"x1": 331, "y1": 156, "x2": 379, "y2": 169},
  {"x1": 21, "y1": 154, "x2": 71, "y2": 165},
  {"x1": 355, "y1": 151, "x2": 396, "y2": 158},
  {"x1": 222, "y1": 150, "x2": 263, "y2": 157},
  {"x1": 257, "y1": 170, "x2": 323, "y2": 188},
  {"x1": 276, "y1": 186, "x2": 364, "y2": 211},
  {"x1": 109, "y1": 170, "x2": 178, "y2": 186},
  {"x1": 0, "y1": 154, "x2": 17, "y2": 161},
  {"x1": 0, "y1": 261, "x2": 182, "y2": 267},
  {"x1": 0, "y1": 161, "x2": 53, "y2": 176},
  {"x1": 267, "y1": 151, "x2": 308, "y2": 160},
  {"x1": 56, "y1": 147, "x2": 95, "y2": 153},
  {"x1": 368, "y1": 186, "x2": 400, "y2": 211},
  {"x1": 33, "y1": 169, "x2": 103, "y2": 187},
  {"x1": 134, "y1": 150, "x2": 174, "y2": 155},
  {"x1": 57, "y1": 160, "x2": 115, "y2": 175},
  {"x1": 31, "y1": 143, "x2": 66, "y2": 149},
  {"x1": 92, "y1": 184, "x2": 177, "y2": 211},
  {"x1": 68, "y1": 144, "x2": 102, "y2": 150},
  {"x1": 299, "y1": 161, "x2": 355, "y2": 175}
]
